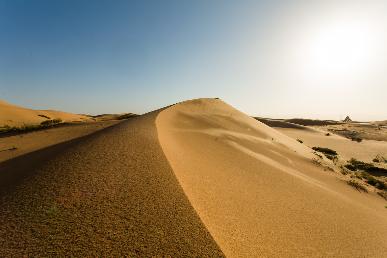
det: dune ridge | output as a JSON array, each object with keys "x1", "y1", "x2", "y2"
[{"x1": 156, "y1": 98, "x2": 387, "y2": 257}]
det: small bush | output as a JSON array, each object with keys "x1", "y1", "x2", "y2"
[
  {"x1": 346, "y1": 158, "x2": 387, "y2": 174},
  {"x1": 340, "y1": 166, "x2": 349, "y2": 175},
  {"x1": 325, "y1": 154, "x2": 337, "y2": 161},
  {"x1": 360, "y1": 172, "x2": 386, "y2": 190},
  {"x1": 344, "y1": 164, "x2": 356, "y2": 171},
  {"x1": 312, "y1": 147, "x2": 338, "y2": 161},
  {"x1": 40, "y1": 119, "x2": 62, "y2": 126},
  {"x1": 351, "y1": 137, "x2": 362, "y2": 142},
  {"x1": 297, "y1": 139, "x2": 303, "y2": 143},
  {"x1": 325, "y1": 133, "x2": 330, "y2": 136},
  {"x1": 312, "y1": 147, "x2": 337, "y2": 156},
  {"x1": 347, "y1": 180, "x2": 367, "y2": 192}
]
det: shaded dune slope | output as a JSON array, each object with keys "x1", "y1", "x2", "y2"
[
  {"x1": 157, "y1": 98, "x2": 387, "y2": 257},
  {"x1": 0, "y1": 112, "x2": 223, "y2": 256}
]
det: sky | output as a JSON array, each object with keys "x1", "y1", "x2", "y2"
[{"x1": 1, "y1": 0, "x2": 386, "y2": 120}]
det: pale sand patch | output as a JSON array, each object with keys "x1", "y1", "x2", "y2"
[
  {"x1": 277, "y1": 127, "x2": 387, "y2": 162},
  {"x1": 157, "y1": 98, "x2": 387, "y2": 257}
]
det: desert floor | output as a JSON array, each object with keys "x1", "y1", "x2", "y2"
[{"x1": 277, "y1": 127, "x2": 387, "y2": 162}]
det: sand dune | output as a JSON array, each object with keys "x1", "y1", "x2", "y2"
[
  {"x1": 0, "y1": 109, "x2": 223, "y2": 256},
  {"x1": 255, "y1": 117, "x2": 314, "y2": 130},
  {"x1": 0, "y1": 100, "x2": 90, "y2": 127},
  {"x1": 1, "y1": 98, "x2": 386, "y2": 256},
  {"x1": 157, "y1": 98, "x2": 387, "y2": 257}
]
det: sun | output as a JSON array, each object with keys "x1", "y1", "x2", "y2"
[
  {"x1": 289, "y1": 10, "x2": 385, "y2": 86},
  {"x1": 306, "y1": 21, "x2": 377, "y2": 77}
]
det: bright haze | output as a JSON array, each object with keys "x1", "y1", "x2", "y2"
[{"x1": 1, "y1": 0, "x2": 386, "y2": 121}]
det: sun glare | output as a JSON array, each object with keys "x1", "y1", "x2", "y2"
[
  {"x1": 288, "y1": 6, "x2": 386, "y2": 87},
  {"x1": 305, "y1": 21, "x2": 379, "y2": 77}
]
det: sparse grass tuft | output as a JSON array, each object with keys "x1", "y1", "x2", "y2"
[
  {"x1": 325, "y1": 154, "x2": 338, "y2": 162},
  {"x1": 346, "y1": 158, "x2": 387, "y2": 174},
  {"x1": 340, "y1": 166, "x2": 349, "y2": 175},
  {"x1": 311, "y1": 158, "x2": 321, "y2": 166},
  {"x1": 373, "y1": 155, "x2": 387, "y2": 163},
  {"x1": 360, "y1": 172, "x2": 386, "y2": 190},
  {"x1": 312, "y1": 147, "x2": 338, "y2": 162},
  {"x1": 313, "y1": 152, "x2": 323, "y2": 159},
  {"x1": 347, "y1": 180, "x2": 367, "y2": 192},
  {"x1": 377, "y1": 191, "x2": 387, "y2": 201}
]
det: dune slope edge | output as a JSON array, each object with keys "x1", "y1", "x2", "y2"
[
  {"x1": 156, "y1": 98, "x2": 387, "y2": 257},
  {"x1": 0, "y1": 111, "x2": 223, "y2": 256}
]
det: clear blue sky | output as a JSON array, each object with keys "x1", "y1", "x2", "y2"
[{"x1": 1, "y1": 0, "x2": 386, "y2": 120}]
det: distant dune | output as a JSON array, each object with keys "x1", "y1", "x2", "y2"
[
  {"x1": 255, "y1": 117, "x2": 313, "y2": 130},
  {"x1": 0, "y1": 98, "x2": 386, "y2": 257},
  {"x1": 0, "y1": 100, "x2": 90, "y2": 127},
  {"x1": 283, "y1": 118, "x2": 341, "y2": 126}
]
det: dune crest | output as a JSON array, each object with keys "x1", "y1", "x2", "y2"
[{"x1": 156, "y1": 98, "x2": 387, "y2": 257}]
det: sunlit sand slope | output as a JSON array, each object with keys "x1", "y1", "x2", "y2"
[
  {"x1": 0, "y1": 100, "x2": 90, "y2": 127},
  {"x1": 157, "y1": 98, "x2": 387, "y2": 257},
  {"x1": 0, "y1": 112, "x2": 223, "y2": 256}
]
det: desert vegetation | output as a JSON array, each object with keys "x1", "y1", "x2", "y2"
[
  {"x1": 347, "y1": 180, "x2": 368, "y2": 192},
  {"x1": 0, "y1": 119, "x2": 63, "y2": 135},
  {"x1": 312, "y1": 146, "x2": 338, "y2": 161},
  {"x1": 344, "y1": 158, "x2": 387, "y2": 174},
  {"x1": 340, "y1": 158, "x2": 387, "y2": 199},
  {"x1": 373, "y1": 154, "x2": 386, "y2": 163}
]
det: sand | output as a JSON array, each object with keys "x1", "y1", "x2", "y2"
[
  {"x1": 1, "y1": 98, "x2": 386, "y2": 257},
  {"x1": 157, "y1": 98, "x2": 387, "y2": 257},
  {"x1": 0, "y1": 110, "x2": 223, "y2": 256},
  {"x1": 277, "y1": 127, "x2": 387, "y2": 162},
  {"x1": 0, "y1": 100, "x2": 90, "y2": 127}
]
